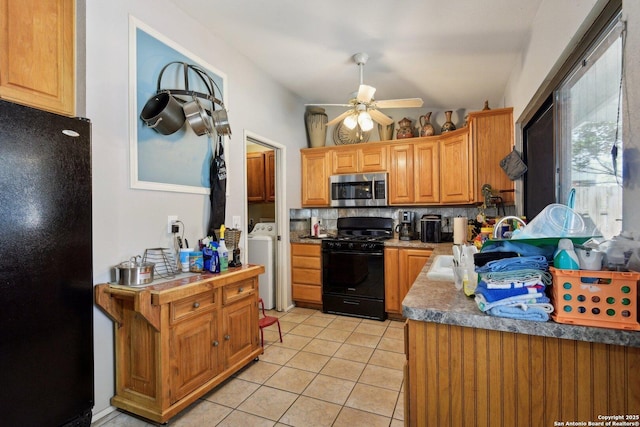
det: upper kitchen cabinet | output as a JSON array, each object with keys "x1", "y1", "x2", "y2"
[
  {"x1": 389, "y1": 129, "x2": 470, "y2": 205},
  {"x1": 439, "y1": 131, "x2": 473, "y2": 204},
  {"x1": 246, "y1": 151, "x2": 275, "y2": 203},
  {"x1": 331, "y1": 143, "x2": 388, "y2": 175},
  {"x1": 301, "y1": 148, "x2": 330, "y2": 207},
  {"x1": 469, "y1": 107, "x2": 514, "y2": 204},
  {"x1": 0, "y1": 0, "x2": 75, "y2": 116}
]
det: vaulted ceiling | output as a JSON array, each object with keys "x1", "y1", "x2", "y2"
[{"x1": 171, "y1": 0, "x2": 543, "y2": 110}]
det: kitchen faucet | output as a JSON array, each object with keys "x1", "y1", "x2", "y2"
[{"x1": 493, "y1": 216, "x2": 527, "y2": 239}]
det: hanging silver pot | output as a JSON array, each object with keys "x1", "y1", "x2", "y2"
[
  {"x1": 183, "y1": 97, "x2": 213, "y2": 136},
  {"x1": 140, "y1": 92, "x2": 185, "y2": 135},
  {"x1": 211, "y1": 107, "x2": 232, "y2": 136}
]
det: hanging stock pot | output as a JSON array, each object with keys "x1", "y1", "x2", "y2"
[{"x1": 140, "y1": 91, "x2": 186, "y2": 135}]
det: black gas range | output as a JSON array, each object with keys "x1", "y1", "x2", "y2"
[{"x1": 321, "y1": 217, "x2": 393, "y2": 321}]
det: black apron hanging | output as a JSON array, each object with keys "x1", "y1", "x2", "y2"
[{"x1": 208, "y1": 136, "x2": 227, "y2": 237}]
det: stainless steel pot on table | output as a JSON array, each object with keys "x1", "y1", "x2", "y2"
[{"x1": 114, "y1": 256, "x2": 155, "y2": 286}]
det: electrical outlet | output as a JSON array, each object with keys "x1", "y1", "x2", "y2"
[
  {"x1": 167, "y1": 215, "x2": 178, "y2": 233},
  {"x1": 232, "y1": 215, "x2": 241, "y2": 229}
]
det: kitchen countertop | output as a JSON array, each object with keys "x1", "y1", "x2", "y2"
[
  {"x1": 402, "y1": 244, "x2": 640, "y2": 348},
  {"x1": 289, "y1": 232, "x2": 442, "y2": 249}
]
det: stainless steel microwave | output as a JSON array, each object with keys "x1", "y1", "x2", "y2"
[{"x1": 329, "y1": 173, "x2": 388, "y2": 207}]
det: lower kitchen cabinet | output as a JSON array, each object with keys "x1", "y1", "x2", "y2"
[
  {"x1": 384, "y1": 247, "x2": 432, "y2": 315},
  {"x1": 94, "y1": 266, "x2": 264, "y2": 423},
  {"x1": 291, "y1": 243, "x2": 322, "y2": 306},
  {"x1": 405, "y1": 320, "x2": 640, "y2": 426}
]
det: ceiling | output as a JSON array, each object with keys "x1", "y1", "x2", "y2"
[{"x1": 171, "y1": 0, "x2": 543, "y2": 111}]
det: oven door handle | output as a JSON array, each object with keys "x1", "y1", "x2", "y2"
[{"x1": 321, "y1": 250, "x2": 383, "y2": 257}]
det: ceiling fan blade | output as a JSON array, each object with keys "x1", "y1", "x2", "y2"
[
  {"x1": 327, "y1": 110, "x2": 355, "y2": 127},
  {"x1": 356, "y1": 85, "x2": 376, "y2": 103},
  {"x1": 305, "y1": 103, "x2": 353, "y2": 107},
  {"x1": 375, "y1": 98, "x2": 424, "y2": 109},
  {"x1": 369, "y1": 109, "x2": 394, "y2": 126}
]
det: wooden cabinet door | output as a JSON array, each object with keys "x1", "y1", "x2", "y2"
[
  {"x1": 264, "y1": 150, "x2": 275, "y2": 202},
  {"x1": 388, "y1": 144, "x2": 415, "y2": 205},
  {"x1": 169, "y1": 309, "x2": 219, "y2": 403},
  {"x1": 246, "y1": 152, "x2": 266, "y2": 202},
  {"x1": 398, "y1": 249, "x2": 431, "y2": 311},
  {"x1": 440, "y1": 132, "x2": 473, "y2": 204},
  {"x1": 301, "y1": 150, "x2": 330, "y2": 206},
  {"x1": 385, "y1": 248, "x2": 431, "y2": 315},
  {"x1": 359, "y1": 144, "x2": 388, "y2": 172},
  {"x1": 0, "y1": 0, "x2": 75, "y2": 116},
  {"x1": 332, "y1": 149, "x2": 358, "y2": 174},
  {"x1": 470, "y1": 107, "x2": 514, "y2": 204},
  {"x1": 222, "y1": 295, "x2": 257, "y2": 368},
  {"x1": 384, "y1": 247, "x2": 401, "y2": 314},
  {"x1": 413, "y1": 140, "x2": 440, "y2": 204}
]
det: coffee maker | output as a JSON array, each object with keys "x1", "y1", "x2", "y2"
[{"x1": 398, "y1": 211, "x2": 416, "y2": 241}]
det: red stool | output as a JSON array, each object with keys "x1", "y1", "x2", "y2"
[{"x1": 258, "y1": 298, "x2": 282, "y2": 347}]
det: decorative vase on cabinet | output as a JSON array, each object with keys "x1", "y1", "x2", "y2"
[
  {"x1": 441, "y1": 110, "x2": 456, "y2": 133},
  {"x1": 304, "y1": 107, "x2": 328, "y2": 148},
  {"x1": 396, "y1": 117, "x2": 414, "y2": 139},
  {"x1": 378, "y1": 122, "x2": 394, "y2": 141},
  {"x1": 419, "y1": 112, "x2": 435, "y2": 137}
]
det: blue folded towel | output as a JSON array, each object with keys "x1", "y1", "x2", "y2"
[
  {"x1": 475, "y1": 281, "x2": 544, "y2": 302},
  {"x1": 487, "y1": 304, "x2": 550, "y2": 322},
  {"x1": 474, "y1": 292, "x2": 550, "y2": 311},
  {"x1": 475, "y1": 255, "x2": 548, "y2": 273}
]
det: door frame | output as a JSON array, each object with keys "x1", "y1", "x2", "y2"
[{"x1": 243, "y1": 130, "x2": 289, "y2": 311}]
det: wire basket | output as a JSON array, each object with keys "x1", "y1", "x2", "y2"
[
  {"x1": 143, "y1": 248, "x2": 178, "y2": 279},
  {"x1": 214, "y1": 229, "x2": 241, "y2": 250}
]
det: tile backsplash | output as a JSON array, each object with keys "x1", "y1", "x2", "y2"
[{"x1": 290, "y1": 205, "x2": 516, "y2": 235}]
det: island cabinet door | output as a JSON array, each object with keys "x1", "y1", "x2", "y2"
[
  {"x1": 222, "y1": 295, "x2": 258, "y2": 369},
  {"x1": 169, "y1": 308, "x2": 219, "y2": 403}
]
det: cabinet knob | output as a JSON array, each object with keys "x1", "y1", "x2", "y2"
[
  {"x1": 224, "y1": 334, "x2": 230, "y2": 340},
  {"x1": 212, "y1": 340, "x2": 219, "y2": 347},
  {"x1": 193, "y1": 302, "x2": 200, "y2": 308},
  {"x1": 238, "y1": 287, "x2": 244, "y2": 293}
]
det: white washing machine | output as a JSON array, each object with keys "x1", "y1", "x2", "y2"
[{"x1": 247, "y1": 222, "x2": 277, "y2": 309}]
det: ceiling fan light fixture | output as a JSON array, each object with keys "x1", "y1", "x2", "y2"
[
  {"x1": 357, "y1": 111, "x2": 374, "y2": 131},
  {"x1": 343, "y1": 113, "x2": 358, "y2": 130}
]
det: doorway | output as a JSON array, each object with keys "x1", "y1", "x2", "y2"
[{"x1": 244, "y1": 131, "x2": 288, "y2": 311}]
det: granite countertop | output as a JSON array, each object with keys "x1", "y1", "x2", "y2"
[
  {"x1": 289, "y1": 232, "x2": 441, "y2": 249},
  {"x1": 402, "y1": 244, "x2": 640, "y2": 348}
]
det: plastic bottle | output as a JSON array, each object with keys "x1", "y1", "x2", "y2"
[
  {"x1": 554, "y1": 238, "x2": 580, "y2": 270},
  {"x1": 218, "y1": 225, "x2": 229, "y2": 271}
]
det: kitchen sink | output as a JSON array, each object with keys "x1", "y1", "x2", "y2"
[{"x1": 426, "y1": 254, "x2": 455, "y2": 282}]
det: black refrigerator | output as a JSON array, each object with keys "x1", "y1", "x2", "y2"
[{"x1": 0, "y1": 100, "x2": 94, "y2": 426}]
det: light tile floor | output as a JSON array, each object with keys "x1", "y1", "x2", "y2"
[{"x1": 92, "y1": 307, "x2": 405, "y2": 427}]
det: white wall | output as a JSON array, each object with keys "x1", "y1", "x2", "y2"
[{"x1": 86, "y1": 0, "x2": 306, "y2": 417}]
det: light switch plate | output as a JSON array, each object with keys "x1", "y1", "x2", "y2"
[{"x1": 232, "y1": 215, "x2": 241, "y2": 229}]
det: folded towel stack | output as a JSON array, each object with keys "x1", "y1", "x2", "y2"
[{"x1": 474, "y1": 259, "x2": 552, "y2": 322}]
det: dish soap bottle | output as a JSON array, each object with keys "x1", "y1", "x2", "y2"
[
  {"x1": 554, "y1": 238, "x2": 579, "y2": 270},
  {"x1": 218, "y1": 224, "x2": 229, "y2": 272}
]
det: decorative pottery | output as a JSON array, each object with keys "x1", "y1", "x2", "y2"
[
  {"x1": 377, "y1": 122, "x2": 394, "y2": 141},
  {"x1": 441, "y1": 110, "x2": 456, "y2": 133},
  {"x1": 304, "y1": 107, "x2": 328, "y2": 148},
  {"x1": 482, "y1": 100, "x2": 491, "y2": 110},
  {"x1": 419, "y1": 112, "x2": 435, "y2": 137},
  {"x1": 396, "y1": 117, "x2": 414, "y2": 139},
  {"x1": 333, "y1": 122, "x2": 371, "y2": 145}
]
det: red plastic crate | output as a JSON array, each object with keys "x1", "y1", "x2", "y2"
[{"x1": 549, "y1": 267, "x2": 640, "y2": 331}]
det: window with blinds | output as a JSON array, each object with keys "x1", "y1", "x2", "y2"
[{"x1": 555, "y1": 16, "x2": 624, "y2": 239}]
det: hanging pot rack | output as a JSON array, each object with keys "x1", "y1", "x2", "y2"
[{"x1": 155, "y1": 61, "x2": 231, "y2": 136}]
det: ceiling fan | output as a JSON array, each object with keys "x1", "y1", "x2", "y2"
[{"x1": 307, "y1": 52, "x2": 424, "y2": 132}]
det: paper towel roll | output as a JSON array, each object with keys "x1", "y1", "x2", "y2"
[{"x1": 453, "y1": 217, "x2": 468, "y2": 244}]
